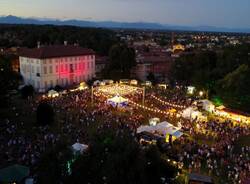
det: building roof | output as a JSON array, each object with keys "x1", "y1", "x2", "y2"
[{"x1": 19, "y1": 45, "x2": 95, "y2": 59}]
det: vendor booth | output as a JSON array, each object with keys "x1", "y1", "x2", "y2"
[
  {"x1": 48, "y1": 90, "x2": 59, "y2": 98},
  {"x1": 149, "y1": 117, "x2": 160, "y2": 126},
  {"x1": 198, "y1": 100, "x2": 215, "y2": 113},
  {"x1": 130, "y1": 79, "x2": 138, "y2": 85},
  {"x1": 182, "y1": 107, "x2": 201, "y2": 119},
  {"x1": 137, "y1": 121, "x2": 183, "y2": 143},
  {"x1": 107, "y1": 95, "x2": 128, "y2": 108},
  {"x1": 181, "y1": 107, "x2": 207, "y2": 121}
]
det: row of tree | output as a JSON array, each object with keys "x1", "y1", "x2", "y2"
[
  {"x1": 36, "y1": 128, "x2": 178, "y2": 184},
  {"x1": 0, "y1": 55, "x2": 21, "y2": 107},
  {"x1": 171, "y1": 43, "x2": 250, "y2": 112},
  {"x1": 0, "y1": 24, "x2": 118, "y2": 55}
]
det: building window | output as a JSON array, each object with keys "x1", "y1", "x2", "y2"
[
  {"x1": 44, "y1": 81, "x2": 48, "y2": 89},
  {"x1": 44, "y1": 66, "x2": 47, "y2": 74},
  {"x1": 37, "y1": 81, "x2": 40, "y2": 89},
  {"x1": 49, "y1": 66, "x2": 53, "y2": 74},
  {"x1": 36, "y1": 66, "x2": 40, "y2": 73},
  {"x1": 70, "y1": 64, "x2": 74, "y2": 73},
  {"x1": 82, "y1": 63, "x2": 85, "y2": 70},
  {"x1": 56, "y1": 65, "x2": 58, "y2": 73},
  {"x1": 65, "y1": 64, "x2": 68, "y2": 71},
  {"x1": 50, "y1": 80, "x2": 53, "y2": 87},
  {"x1": 31, "y1": 66, "x2": 34, "y2": 73},
  {"x1": 61, "y1": 65, "x2": 63, "y2": 72}
]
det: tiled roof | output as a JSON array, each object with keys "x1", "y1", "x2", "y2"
[{"x1": 19, "y1": 45, "x2": 95, "y2": 59}]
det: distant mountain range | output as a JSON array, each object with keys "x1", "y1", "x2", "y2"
[{"x1": 0, "y1": 15, "x2": 250, "y2": 33}]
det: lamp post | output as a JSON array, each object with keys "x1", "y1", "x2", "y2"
[
  {"x1": 142, "y1": 87, "x2": 145, "y2": 106},
  {"x1": 199, "y1": 91, "x2": 204, "y2": 97},
  {"x1": 91, "y1": 86, "x2": 94, "y2": 106}
]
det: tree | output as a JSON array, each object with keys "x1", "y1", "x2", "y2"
[
  {"x1": 216, "y1": 64, "x2": 250, "y2": 111},
  {"x1": 68, "y1": 128, "x2": 178, "y2": 184},
  {"x1": 0, "y1": 24, "x2": 118, "y2": 56},
  {"x1": 0, "y1": 56, "x2": 20, "y2": 107},
  {"x1": 36, "y1": 101, "x2": 54, "y2": 126},
  {"x1": 20, "y1": 85, "x2": 34, "y2": 99},
  {"x1": 170, "y1": 43, "x2": 250, "y2": 112},
  {"x1": 147, "y1": 72, "x2": 157, "y2": 84},
  {"x1": 37, "y1": 141, "x2": 73, "y2": 184},
  {"x1": 106, "y1": 44, "x2": 136, "y2": 79}
]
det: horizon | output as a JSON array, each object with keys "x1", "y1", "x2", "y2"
[
  {"x1": 1, "y1": 0, "x2": 250, "y2": 29},
  {"x1": 1, "y1": 14, "x2": 250, "y2": 30}
]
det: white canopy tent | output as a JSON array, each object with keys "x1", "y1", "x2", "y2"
[
  {"x1": 199, "y1": 100, "x2": 215, "y2": 113},
  {"x1": 72, "y1": 143, "x2": 88, "y2": 154},
  {"x1": 137, "y1": 121, "x2": 183, "y2": 142},
  {"x1": 182, "y1": 107, "x2": 202, "y2": 120},
  {"x1": 149, "y1": 118, "x2": 160, "y2": 126},
  {"x1": 137, "y1": 125, "x2": 155, "y2": 134},
  {"x1": 107, "y1": 95, "x2": 128, "y2": 107},
  {"x1": 48, "y1": 90, "x2": 59, "y2": 98}
]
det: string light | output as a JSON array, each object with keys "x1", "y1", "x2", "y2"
[
  {"x1": 97, "y1": 84, "x2": 142, "y2": 96},
  {"x1": 151, "y1": 95, "x2": 186, "y2": 109}
]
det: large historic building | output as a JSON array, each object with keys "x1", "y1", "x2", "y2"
[{"x1": 19, "y1": 44, "x2": 95, "y2": 92}]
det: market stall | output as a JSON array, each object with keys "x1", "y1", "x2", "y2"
[{"x1": 137, "y1": 121, "x2": 183, "y2": 143}]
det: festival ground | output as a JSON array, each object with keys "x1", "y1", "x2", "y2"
[{"x1": 1, "y1": 84, "x2": 250, "y2": 184}]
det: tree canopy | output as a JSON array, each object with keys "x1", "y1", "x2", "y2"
[
  {"x1": 171, "y1": 43, "x2": 250, "y2": 112},
  {"x1": 0, "y1": 55, "x2": 20, "y2": 107},
  {"x1": 0, "y1": 24, "x2": 118, "y2": 55},
  {"x1": 104, "y1": 44, "x2": 136, "y2": 80},
  {"x1": 36, "y1": 101, "x2": 54, "y2": 126},
  {"x1": 68, "y1": 128, "x2": 177, "y2": 184}
]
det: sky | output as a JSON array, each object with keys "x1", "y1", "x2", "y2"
[{"x1": 0, "y1": 0, "x2": 250, "y2": 28}]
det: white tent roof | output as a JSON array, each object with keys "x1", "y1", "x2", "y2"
[
  {"x1": 137, "y1": 121, "x2": 183, "y2": 138},
  {"x1": 48, "y1": 90, "x2": 58, "y2": 95},
  {"x1": 107, "y1": 95, "x2": 128, "y2": 104},
  {"x1": 137, "y1": 125, "x2": 155, "y2": 133},
  {"x1": 182, "y1": 107, "x2": 201, "y2": 119},
  {"x1": 72, "y1": 143, "x2": 88, "y2": 153},
  {"x1": 156, "y1": 121, "x2": 173, "y2": 129},
  {"x1": 198, "y1": 100, "x2": 215, "y2": 112}
]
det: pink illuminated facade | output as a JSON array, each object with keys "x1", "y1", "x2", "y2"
[{"x1": 19, "y1": 45, "x2": 95, "y2": 92}]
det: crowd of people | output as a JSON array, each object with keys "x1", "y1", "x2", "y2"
[{"x1": 0, "y1": 85, "x2": 249, "y2": 183}]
